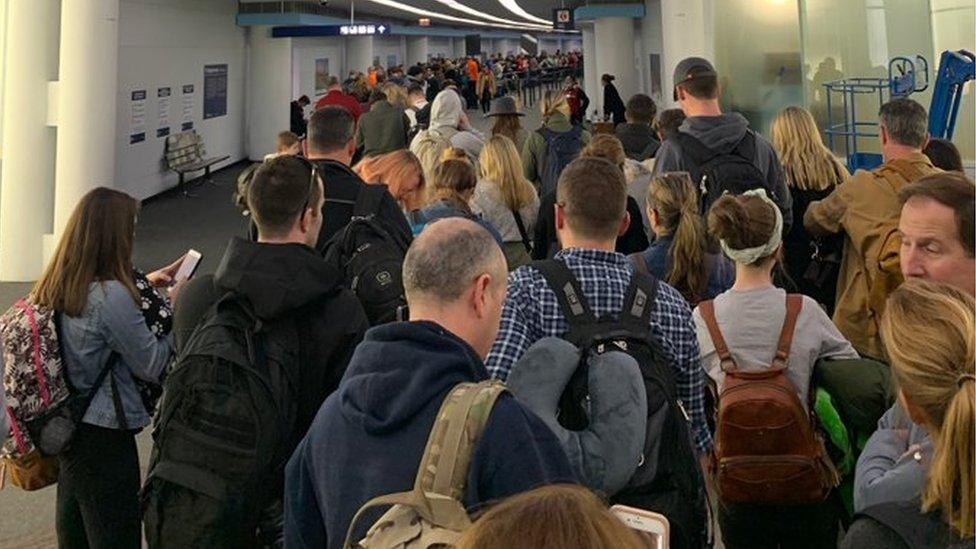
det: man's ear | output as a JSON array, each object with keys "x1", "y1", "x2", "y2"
[
  {"x1": 880, "y1": 124, "x2": 889, "y2": 147},
  {"x1": 921, "y1": 133, "x2": 930, "y2": 151},
  {"x1": 617, "y1": 210, "x2": 631, "y2": 237},
  {"x1": 471, "y1": 273, "x2": 492, "y2": 318},
  {"x1": 554, "y1": 202, "x2": 566, "y2": 232}
]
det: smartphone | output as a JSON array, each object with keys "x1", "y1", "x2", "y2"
[
  {"x1": 173, "y1": 249, "x2": 202, "y2": 283},
  {"x1": 611, "y1": 505, "x2": 669, "y2": 549}
]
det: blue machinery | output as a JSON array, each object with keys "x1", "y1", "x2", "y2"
[{"x1": 823, "y1": 50, "x2": 975, "y2": 171}]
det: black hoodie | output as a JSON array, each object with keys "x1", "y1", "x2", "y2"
[
  {"x1": 174, "y1": 237, "x2": 369, "y2": 434},
  {"x1": 283, "y1": 321, "x2": 576, "y2": 549}
]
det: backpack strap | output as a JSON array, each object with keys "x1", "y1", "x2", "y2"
[
  {"x1": 512, "y1": 209, "x2": 532, "y2": 254},
  {"x1": 675, "y1": 131, "x2": 718, "y2": 167},
  {"x1": 531, "y1": 259, "x2": 596, "y2": 329},
  {"x1": 628, "y1": 252, "x2": 649, "y2": 275},
  {"x1": 342, "y1": 381, "x2": 506, "y2": 549},
  {"x1": 353, "y1": 184, "x2": 387, "y2": 218},
  {"x1": 620, "y1": 270, "x2": 659, "y2": 327},
  {"x1": 697, "y1": 300, "x2": 737, "y2": 372},
  {"x1": 731, "y1": 131, "x2": 757, "y2": 163},
  {"x1": 772, "y1": 294, "x2": 804, "y2": 369}
]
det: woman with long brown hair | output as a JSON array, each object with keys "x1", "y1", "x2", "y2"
[
  {"x1": 486, "y1": 95, "x2": 528, "y2": 153},
  {"x1": 415, "y1": 159, "x2": 503, "y2": 243},
  {"x1": 33, "y1": 188, "x2": 183, "y2": 548},
  {"x1": 844, "y1": 280, "x2": 975, "y2": 547},
  {"x1": 771, "y1": 106, "x2": 849, "y2": 311},
  {"x1": 456, "y1": 485, "x2": 647, "y2": 549},
  {"x1": 635, "y1": 172, "x2": 733, "y2": 305}
]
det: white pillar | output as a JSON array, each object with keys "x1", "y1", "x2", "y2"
[
  {"x1": 594, "y1": 18, "x2": 637, "y2": 113},
  {"x1": 453, "y1": 37, "x2": 466, "y2": 58},
  {"x1": 246, "y1": 27, "x2": 292, "y2": 160},
  {"x1": 0, "y1": 0, "x2": 59, "y2": 281},
  {"x1": 54, "y1": 0, "x2": 120, "y2": 238},
  {"x1": 346, "y1": 35, "x2": 375, "y2": 73},
  {"x1": 582, "y1": 24, "x2": 598, "y2": 117},
  {"x1": 407, "y1": 36, "x2": 428, "y2": 66},
  {"x1": 660, "y1": 0, "x2": 708, "y2": 108}
]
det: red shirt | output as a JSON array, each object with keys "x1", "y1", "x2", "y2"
[{"x1": 314, "y1": 90, "x2": 364, "y2": 122}]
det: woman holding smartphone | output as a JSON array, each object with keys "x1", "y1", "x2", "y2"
[{"x1": 32, "y1": 188, "x2": 183, "y2": 548}]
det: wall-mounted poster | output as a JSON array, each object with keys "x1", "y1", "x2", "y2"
[
  {"x1": 315, "y1": 58, "x2": 330, "y2": 94},
  {"x1": 156, "y1": 87, "x2": 171, "y2": 138},
  {"x1": 181, "y1": 84, "x2": 195, "y2": 131},
  {"x1": 203, "y1": 64, "x2": 228, "y2": 120},
  {"x1": 129, "y1": 89, "x2": 147, "y2": 144}
]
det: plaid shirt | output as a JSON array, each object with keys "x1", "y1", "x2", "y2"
[{"x1": 485, "y1": 248, "x2": 713, "y2": 453}]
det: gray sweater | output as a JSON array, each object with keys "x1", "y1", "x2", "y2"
[
  {"x1": 854, "y1": 402, "x2": 933, "y2": 513},
  {"x1": 692, "y1": 286, "x2": 858, "y2": 410},
  {"x1": 471, "y1": 179, "x2": 540, "y2": 244}
]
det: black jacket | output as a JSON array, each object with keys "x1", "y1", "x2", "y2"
[
  {"x1": 615, "y1": 123, "x2": 661, "y2": 161},
  {"x1": 532, "y1": 189, "x2": 649, "y2": 260},
  {"x1": 290, "y1": 101, "x2": 307, "y2": 136},
  {"x1": 603, "y1": 83, "x2": 626, "y2": 125},
  {"x1": 311, "y1": 159, "x2": 413, "y2": 252},
  {"x1": 174, "y1": 237, "x2": 369, "y2": 436},
  {"x1": 284, "y1": 321, "x2": 575, "y2": 548}
]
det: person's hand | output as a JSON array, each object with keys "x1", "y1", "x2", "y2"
[
  {"x1": 458, "y1": 111, "x2": 471, "y2": 131},
  {"x1": 167, "y1": 279, "x2": 186, "y2": 306},
  {"x1": 146, "y1": 254, "x2": 186, "y2": 288}
]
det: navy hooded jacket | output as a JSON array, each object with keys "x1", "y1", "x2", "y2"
[{"x1": 284, "y1": 321, "x2": 576, "y2": 549}]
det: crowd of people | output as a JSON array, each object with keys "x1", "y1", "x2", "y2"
[{"x1": 1, "y1": 50, "x2": 974, "y2": 549}]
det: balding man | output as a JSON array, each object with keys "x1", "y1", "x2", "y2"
[{"x1": 284, "y1": 218, "x2": 575, "y2": 549}]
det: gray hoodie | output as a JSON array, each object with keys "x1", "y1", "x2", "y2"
[
  {"x1": 653, "y1": 113, "x2": 793, "y2": 233},
  {"x1": 854, "y1": 402, "x2": 933, "y2": 513}
]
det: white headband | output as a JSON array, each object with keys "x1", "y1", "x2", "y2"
[{"x1": 719, "y1": 188, "x2": 783, "y2": 265}]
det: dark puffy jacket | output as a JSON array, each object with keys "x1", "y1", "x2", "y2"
[
  {"x1": 283, "y1": 321, "x2": 576, "y2": 549},
  {"x1": 173, "y1": 237, "x2": 369, "y2": 435}
]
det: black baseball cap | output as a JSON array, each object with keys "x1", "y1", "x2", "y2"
[{"x1": 673, "y1": 57, "x2": 717, "y2": 101}]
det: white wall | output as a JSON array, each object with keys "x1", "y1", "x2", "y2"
[
  {"x1": 292, "y1": 36, "x2": 343, "y2": 100},
  {"x1": 430, "y1": 37, "x2": 452, "y2": 58},
  {"x1": 375, "y1": 35, "x2": 405, "y2": 68},
  {"x1": 247, "y1": 27, "x2": 292, "y2": 161},
  {"x1": 114, "y1": 0, "x2": 246, "y2": 200}
]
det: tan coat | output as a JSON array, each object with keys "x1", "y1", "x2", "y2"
[{"x1": 804, "y1": 152, "x2": 940, "y2": 359}]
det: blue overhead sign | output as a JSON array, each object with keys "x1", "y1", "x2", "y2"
[{"x1": 272, "y1": 23, "x2": 391, "y2": 38}]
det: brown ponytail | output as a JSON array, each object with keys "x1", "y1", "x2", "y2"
[
  {"x1": 881, "y1": 279, "x2": 975, "y2": 537},
  {"x1": 647, "y1": 173, "x2": 709, "y2": 303}
]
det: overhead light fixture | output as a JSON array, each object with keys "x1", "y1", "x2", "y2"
[
  {"x1": 497, "y1": 0, "x2": 552, "y2": 25},
  {"x1": 430, "y1": 0, "x2": 552, "y2": 28},
  {"x1": 357, "y1": 0, "x2": 552, "y2": 31}
]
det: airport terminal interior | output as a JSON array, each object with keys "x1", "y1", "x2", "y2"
[{"x1": 0, "y1": 0, "x2": 974, "y2": 548}]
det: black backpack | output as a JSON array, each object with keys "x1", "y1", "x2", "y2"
[
  {"x1": 532, "y1": 260, "x2": 707, "y2": 549},
  {"x1": 322, "y1": 185, "x2": 411, "y2": 325},
  {"x1": 676, "y1": 131, "x2": 768, "y2": 216},
  {"x1": 537, "y1": 126, "x2": 584, "y2": 197},
  {"x1": 143, "y1": 294, "x2": 300, "y2": 548}
]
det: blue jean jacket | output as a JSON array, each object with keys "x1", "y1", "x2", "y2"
[{"x1": 59, "y1": 281, "x2": 174, "y2": 430}]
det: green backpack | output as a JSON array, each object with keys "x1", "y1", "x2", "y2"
[{"x1": 343, "y1": 381, "x2": 507, "y2": 549}]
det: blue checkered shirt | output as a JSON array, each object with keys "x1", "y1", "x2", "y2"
[{"x1": 485, "y1": 248, "x2": 713, "y2": 453}]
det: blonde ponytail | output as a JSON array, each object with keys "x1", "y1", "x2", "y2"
[
  {"x1": 880, "y1": 279, "x2": 976, "y2": 538},
  {"x1": 647, "y1": 173, "x2": 709, "y2": 304}
]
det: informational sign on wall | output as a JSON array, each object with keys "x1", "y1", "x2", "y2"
[
  {"x1": 203, "y1": 64, "x2": 228, "y2": 120},
  {"x1": 182, "y1": 84, "x2": 195, "y2": 131},
  {"x1": 156, "y1": 87, "x2": 171, "y2": 138},
  {"x1": 315, "y1": 58, "x2": 330, "y2": 94},
  {"x1": 129, "y1": 89, "x2": 147, "y2": 144}
]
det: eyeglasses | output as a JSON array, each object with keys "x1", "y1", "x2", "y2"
[{"x1": 292, "y1": 156, "x2": 323, "y2": 220}]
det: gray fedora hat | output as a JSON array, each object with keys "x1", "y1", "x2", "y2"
[{"x1": 485, "y1": 95, "x2": 525, "y2": 117}]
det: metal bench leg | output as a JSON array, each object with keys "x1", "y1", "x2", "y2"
[
  {"x1": 180, "y1": 173, "x2": 196, "y2": 198},
  {"x1": 205, "y1": 166, "x2": 221, "y2": 187}
]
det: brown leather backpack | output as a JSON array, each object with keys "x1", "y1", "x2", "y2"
[{"x1": 698, "y1": 295, "x2": 839, "y2": 504}]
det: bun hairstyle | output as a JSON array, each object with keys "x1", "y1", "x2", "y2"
[
  {"x1": 707, "y1": 193, "x2": 778, "y2": 265},
  {"x1": 881, "y1": 279, "x2": 975, "y2": 538},
  {"x1": 601, "y1": 74, "x2": 615, "y2": 84}
]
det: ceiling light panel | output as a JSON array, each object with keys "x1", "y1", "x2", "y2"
[
  {"x1": 497, "y1": 0, "x2": 552, "y2": 25},
  {"x1": 357, "y1": 0, "x2": 552, "y2": 31}
]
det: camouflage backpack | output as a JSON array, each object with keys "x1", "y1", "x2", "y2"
[{"x1": 343, "y1": 381, "x2": 507, "y2": 549}]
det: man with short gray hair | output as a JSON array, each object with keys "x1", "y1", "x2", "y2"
[
  {"x1": 284, "y1": 217, "x2": 575, "y2": 549},
  {"x1": 805, "y1": 97, "x2": 941, "y2": 358}
]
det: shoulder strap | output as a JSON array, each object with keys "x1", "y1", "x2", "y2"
[
  {"x1": 353, "y1": 184, "x2": 387, "y2": 218},
  {"x1": 773, "y1": 294, "x2": 804, "y2": 369},
  {"x1": 697, "y1": 300, "x2": 736, "y2": 372},
  {"x1": 512, "y1": 210, "x2": 532, "y2": 254},
  {"x1": 620, "y1": 270, "x2": 658, "y2": 327},
  {"x1": 732, "y1": 131, "x2": 758, "y2": 162},
  {"x1": 675, "y1": 131, "x2": 718, "y2": 166},
  {"x1": 530, "y1": 260, "x2": 596, "y2": 329}
]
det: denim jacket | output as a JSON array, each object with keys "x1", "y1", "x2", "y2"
[{"x1": 59, "y1": 281, "x2": 174, "y2": 430}]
